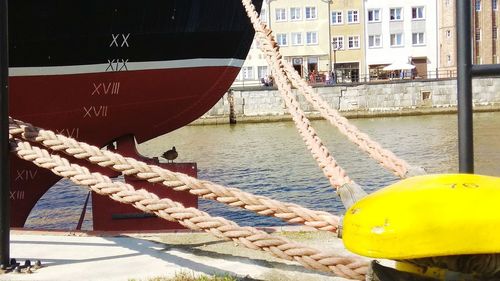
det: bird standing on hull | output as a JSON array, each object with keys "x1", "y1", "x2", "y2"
[{"x1": 162, "y1": 146, "x2": 178, "y2": 163}]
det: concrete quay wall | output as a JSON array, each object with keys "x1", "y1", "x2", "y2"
[{"x1": 193, "y1": 78, "x2": 500, "y2": 125}]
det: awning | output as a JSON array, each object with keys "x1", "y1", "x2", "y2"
[{"x1": 382, "y1": 62, "x2": 416, "y2": 71}]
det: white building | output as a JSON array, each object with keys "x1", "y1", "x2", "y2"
[
  {"x1": 233, "y1": 0, "x2": 332, "y2": 87},
  {"x1": 233, "y1": 39, "x2": 270, "y2": 87},
  {"x1": 233, "y1": 1, "x2": 271, "y2": 87},
  {"x1": 364, "y1": 0, "x2": 438, "y2": 80}
]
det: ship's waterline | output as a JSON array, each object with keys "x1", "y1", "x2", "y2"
[{"x1": 25, "y1": 112, "x2": 500, "y2": 230}]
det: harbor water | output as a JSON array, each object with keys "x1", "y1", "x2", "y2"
[{"x1": 25, "y1": 112, "x2": 500, "y2": 230}]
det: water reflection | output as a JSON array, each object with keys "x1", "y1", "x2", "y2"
[{"x1": 25, "y1": 112, "x2": 500, "y2": 229}]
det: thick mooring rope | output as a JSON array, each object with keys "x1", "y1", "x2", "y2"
[
  {"x1": 241, "y1": 0, "x2": 354, "y2": 190},
  {"x1": 9, "y1": 137, "x2": 369, "y2": 280},
  {"x1": 241, "y1": 0, "x2": 425, "y2": 179},
  {"x1": 9, "y1": 118, "x2": 340, "y2": 232}
]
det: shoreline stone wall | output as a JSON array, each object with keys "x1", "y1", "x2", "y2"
[{"x1": 192, "y1": 78, "x2": 500, "y2": 125}]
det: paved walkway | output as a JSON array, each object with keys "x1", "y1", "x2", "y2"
[{"x1": 0, "y1": 229, "x2": 367, "y2": 281}]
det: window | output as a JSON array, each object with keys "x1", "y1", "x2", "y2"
[
  {"x1": 368, "y1": 9, "x2": 381, "y2": 22},
  {"x1": 390, "y1": 33, "x2": 403, "y2": 46},
  {"x1": 291, "y1": 32, "x2": 302, "y2": 45},
  {"x1": 242, "y1": 66, "x2": 254, "y2": 80},
  {"x1": 305, "y1": 6, "x2": 317, "y2": 20},
  {"x1": 348, "y1": 36, "x2": 360, "y2": 49},
  {"x1": 290, "y1": 7, "x2": 301, "y2": 21},
  {"x1": 412, "y1": 7, "x2": 425, "y2": 19},
  {"x1": 347, "y1": 10, "x2": 359, "y2": 23},
  {"x1": 332, "y1": 36, "x2": 344, "y2": 50},
  {"x1": 306, "y1": 32, "x2": 318, "y2": 45},
  {"x1": 476, "y1": 0, "x2": 481, "y2": 11},
  {"x1": 276, "y1": 33, "x2": 288, "y2": 46},
  {"x1": 447, "y1": 54, "x2": 452, "y2": 65},
  {"x1": 276, "y1": 8, "x2": 287, "y2": 21},
  {"x1": 445, "y1": 0, "x2": 450, "y2": 6},
  {"x1": 475, "y1": 28, "x2": 481, "y2": 41},
  {"x1": 257, "y1": 66, "x2": 268, "y2": 79},
  {"x1": 368, "y1": 35, "x2": 382, "y2": 48},
  {"x1": 421, "y1": 91, "x2": 431, "y2": 100},
  {"x1": 260, "y1": 8, "x2": 267, "y2": 23},
  {"x1": 446, "y1": 30, "x2": 452, "y2": 38},
  {"x1": 331, "y1": 11, "x2": 343, "y2": 24},
  {"x1": 494, "y1": 0, "x2": 498, "y2": 10},
  {"x1": 412, "y1": 32, "x2": 425, "y2": 45},
  {"x1": 390, "y1": 8, "x2": 403, "y2": 21},
  {"x1": 494, "y1": 26, "x2": 498, "y2": 40}
]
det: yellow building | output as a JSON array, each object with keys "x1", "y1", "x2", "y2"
[
  {"x1": 268, "y1": 0, "x2": 332, "y2": 82},
  {"x1": 330, "y1": 0, "x2": 366, "y2": 82}
]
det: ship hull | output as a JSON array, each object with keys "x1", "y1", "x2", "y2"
[
  {"x1": 10, "y1": 0, "x2": 262, "y2": 145},
  {"x1": 10, "y1": 64, "x2": 240, "y2": 144},
  {"x1": 8, "y1": 0, "x2": 262, "y2": 229}
]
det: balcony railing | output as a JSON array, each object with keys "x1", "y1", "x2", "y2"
[{"x1": 231, "y1": 68, "x2": 459, "y2": 90}]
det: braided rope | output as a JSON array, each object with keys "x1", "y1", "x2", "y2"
[
  {"x1": 9, "y1": 137, "x2": 369, "y2": 280},
  {"x1": 242, "y1": 0, "x2": 424, "y2": 179},
  {"x1": 282, "y1": 62, "x2": 410, "y2": 178},
  {"x1": 242, "y1": 0, "x2": 353, "y2": 189},
  {"x1": 9, "y1": 117, "x2": 340, "y2": 232}
]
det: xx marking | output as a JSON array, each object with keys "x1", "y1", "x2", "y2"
[{"x1": 109, "y1": 33, "x2": 130, "y2": 47}]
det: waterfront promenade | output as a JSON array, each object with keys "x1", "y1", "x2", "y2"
[
  {"x1": 195, "y1": 77, "x2": 500, "y2": 125},
  {"x1": 2, "y1": 227, "x2": 364, "y2": 281}
]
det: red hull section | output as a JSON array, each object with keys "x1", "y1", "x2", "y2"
[
  {"x1": 92, "y1": 165, "x2": 197, "y2": 232},
  {"x1": 10, "y1": 66, "x2": 237, "y2": 229},
  {"x1": 91, "y1": 135, "x2": 198, "y2": 231},
  {"x1": 10, "y1": 66, "x2": 238, "y2": 145}
]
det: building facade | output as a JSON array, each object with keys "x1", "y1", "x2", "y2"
[
  {"x1": 330, "y1": 0, "x2": 366, "y2": 82},
  {"x1": 234, "y1": 0, "x2": 271, "y2": 87},
  {"x1": 364, "y1": 0, "x2": 438, "y2": 79},
  {"x1": 438, "y1": 0, "x2": 498, "y2": 77},
  {"x1": 268, "y1": 0, "x2": 331, "y2": 82},
  {"x1": 234, "y1": 0, "x2": 500, "y2": 87},
  {"x1": 438, "y1": 0, "x2": 457, "y2": 74},
  {"x1": 472, "y1": 0, "x2": 499, "y2": 64}
]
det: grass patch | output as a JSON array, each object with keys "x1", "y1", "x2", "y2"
[
  {"x1": 129, "y1": 271, "x2": 240, "y2": 281},
  {"x1": 278, "y1": 231, "x2": 315, "y2": 241}
]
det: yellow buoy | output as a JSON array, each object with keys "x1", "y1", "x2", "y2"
[{"x1": 342, "y1": 174, "x2": 500, "y2": 259}]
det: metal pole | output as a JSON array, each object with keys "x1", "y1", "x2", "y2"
[
  {"x1": 0, "y1": 0, "x2": 10, "y2": 265},
  {"x1": 333, "y1": 49, "x2": 337, "y2": 83},
  {"x1": 456, "y1": 0, "x2": 474, "y2": 173},
  {"x1": 326, "y1": 0, "x2": 332, "y2": 74},
  {"x1": 267, "y1": 0, "x2": 272, "y2": 29}
]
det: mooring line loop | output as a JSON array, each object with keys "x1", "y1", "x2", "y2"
[
  {"x1": 9, "y1": 136, "x2": 369, "y2": 280},
  {"x1": 241, "y1": 0, "x2": 425, "y2": 181},
  {"x1": 9, "y1": 117, "x2": 340, "y2": 233}
]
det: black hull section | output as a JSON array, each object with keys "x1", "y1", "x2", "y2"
[{"x1": 9, "y1": 0, "x2": 263, "y2": 67}]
